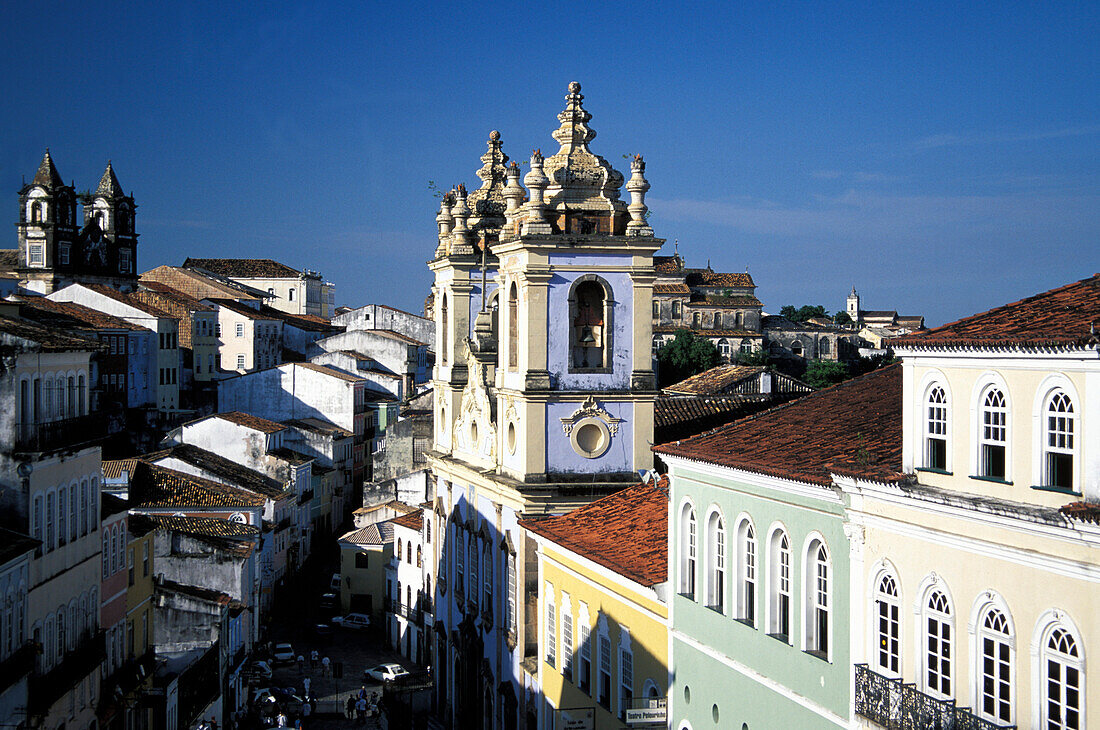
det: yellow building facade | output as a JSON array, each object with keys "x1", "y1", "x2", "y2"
[
  {"x1": 846, "y1": 274, "x2": 1099, "y2": 730},
  {"x1": 523, "y1": 480, "x2": 669, "y2": 729}
]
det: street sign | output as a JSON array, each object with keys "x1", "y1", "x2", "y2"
[
  {"x1": 626, "y1": 705, "x2": 668, "y2": 723},
  {"x1": 554, "y1": 707, "x2": 594, "y2": 730}
]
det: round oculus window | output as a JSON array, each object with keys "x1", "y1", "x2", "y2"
[
  {"x1": 506, "y1": 421, "x2": 517, "y2": 455},
  {"x1": 569, "y1": 416, "x2": 612, "y2": 459}
]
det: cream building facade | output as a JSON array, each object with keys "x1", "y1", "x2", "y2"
[{"x1": 846, "y1": 273, "x2": 1099, "y2": 730}]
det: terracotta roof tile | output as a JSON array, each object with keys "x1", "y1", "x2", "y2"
[
  {"x1": 664, "y1": 365, "x2": 767, "y2": 395},
  {"x1": 1061, "y1": 502, "x2": 1100, "y2": 525},
  {"x1": 521, "y1": 478, "x2": 669, "y2": 586},
  {"x1": 159, "y1": 578, "x2": 233, "y2": 605},
  {"x1": 653, "y1": 325, "x2": 760, "y2": 337},
  {"x1": 0, "y1": 314, "x2": 105, "y2": 351},
  {"x1": 689, "y1": 294, "x2": 762, "y2": 307},
  {"x1": 214, "y1": 411, "x2": 287, "y2": 433},
  {"x1": 206, "y1": 298, "x2": 281, "y2": 321},
  {"x1": 655, "y1": 395, "x2": 774, "y2": 428},
  {"x1": 102, "y1": 458, "x2": 139, "y2": 480},
  {"x1": 17, "y1": 298, "x2": 146, "y2": 331},
  {"x1": 286, "y1": 418, "x2": 354, "y2": 438},
  {"x1": 129, "y1": 462, "x2": 266, "y2": 509},
  {"x1": 895, "y1": 273, "x2": 1100, "y2": 350},
  {"x1": 258, "y1": 305, "x2": 338, "y2": 332},
  {"x1": 143, "y1": 444, "x2": 286, "y2": 499},
  {"x1": 296, "y1": 362, "x2": 367, "y2": 383},
  {"x1": 267, "y1": 446, "x2": 314, "y2": 466},
  {"x1": 685, "y1": 269, "x2": 755, "y2": 288},
  {"x1": 184, "y1": 258, "x2": 302, "y2": 279},
  {"x1": 653, "y1": 283, "x2": 691, "y2": 295},
  {"x1": 340, "y1": 522, "x2": 394, "y2": 546},
  {"x1": 77, "y1": 284, "x2": 176, "y2": 318},
  {"x1": 389, "y1": 508, "x2": 424, "y2": 531},
  {"x1": 655, "y1": 363, "x2": 903, "y2": 486},
  {"x1": 653, "y1": 255, "x2": 684, "y2": 274}
]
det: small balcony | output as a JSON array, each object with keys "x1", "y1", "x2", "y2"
[
  {"x1": 854, "y1": 664, "x2": 1015, "y2": 730},
  {"x1": 14, "y1": 413, "x2": 106, "y2": 453}
]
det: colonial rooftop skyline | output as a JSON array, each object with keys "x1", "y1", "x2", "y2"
[{"x1": 0, "y1": 3, "x2": 1095, "y2": 325}]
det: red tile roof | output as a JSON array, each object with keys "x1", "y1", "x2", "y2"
[
  {"x1": 207, "y1": 298, "x2": 281, "y2": 321},
  {"x1": 520, "y1": 478, "x2": 669, "y2": 587},
  {"x1": 129, "y1": 462, "x2": 267, "y2": 509},
  {"x1": 184, "y1": 258, "x2": 302, "y2": 279},
  {"x1": 1061, "y1": 502, "x2": 1100, "y2": 525},
  {"x1": 655, "y1": 363, "x2": 904, "y2": 486},
  {"x1": 653, "y1": 255, "x2": 684, "y2": 274},
  {"x1": 214, "y1": 411, "x2": 288, "y2": 433},
  {"x1": 895, "y1": 274, "x2": 1100, "y2": 351},
  {"x1": 685, "y1": 269, "x2": 755, "y2": 288},
  {"x1": 390, "y1": 509, "x2": 424, "y2": 531},
  {"x1": 17, "y1": 298, "x2": 146, "y2": 330},
  {"x1": 653, "y1": 283, "x2": 691, "y2": 295},
  {"x1": 664, "y1": 365, "x2": 767, "y2": 395}
]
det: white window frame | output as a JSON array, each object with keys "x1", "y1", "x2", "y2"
[
  {"x1": 679, "y1": 501, "x2": 697, "y2": 599},
  {"x1": 618, "y1": 627, "x2": 633, "y2": 721},
  {"x1": 597, "y1": 615, "x2": 612, "y2": 710},
  {"x1": 917, "y1": 580, "x2": 955, "y2": 699},
  {"x1": 705, "y1": 508, "x2": 725, "y2": 613},
  {"x1": 235, "y1": 322, "x2": 245, "y2": 338},
  {"x1": 924, "y1": 384, "x2": 949, "y2": 471},
  {"x1": 735, "y1": 516, "x2": 756, "y2": 625},
  {"x1": 1032, "y1": 612, "x2": 1085, "y2": 730},
  {"x1": 544, "y1": 581, "x2": 556, "y2": 668},
  {"x1": 578, "y1": 602, "x2": 591, "y2": 695},
  {"x1": 767, "y1": 526, "x2": 791, "y2": 642},
  {"x1": 561, "y1": 593, "x2": 573, "y2": 682},
  {"x1": 969, "y1": 595, "x2": 1014, "y2": 726},
  {"x1": 872, "y1": 566, "x2": 901, "y2": 677},
  {"x1": 802, "y1": 535, "x2": 830, "y2": 660},
  {"x1": 1035, "y1": 383, "x2": 1078, "y2": 493},
  {"x1": 971, "y1": 376, "x2": 1011, "y2": 482}
]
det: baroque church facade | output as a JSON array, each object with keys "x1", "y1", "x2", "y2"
[
  {"x1": 1, "y1": 150, "x2": 139, "y2": 294},
  {"x1": 425, "y1": 83, "x2": 662, "y2": 729}
]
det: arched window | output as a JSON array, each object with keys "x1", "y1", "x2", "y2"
[
  {"x1": 768, "y1": 530, "x2": 791, "y2": 641},
  {"x1": 705, "y1": 512, "x2": 725, "y2": 612},
  {"x1": 440, "y1": 293, "x2": 449, "y2": 365},
  {"x1": 468, "y1": 533, "x2": 478, "y2": 611},
  {"x1": 508, "y1": 283, "x2": 518, "y2": 369},
  {"x1": 454, "y1": 527, "x2": 464, "y2": 602},
  {"x1": 979, "y1": 387, "x2": 1007, "y2": 479},
  {"x1": 713, "y1": 312, "x2": 721, "y2": 329},
  {"x1": 736, "y1": 520, "x2": 756, "y2": 625},
  {"x1": 874, "y1": 573, "x2": 900, "y2": 676},
  {"x1": 717, "y1": 339, "x2": 730, "y2": 358},
  {"x1": 672, "y1": 300, "x2": 681, "y2": 319},
  {"x1": 31, "y1": 202, "x2": 42, "y2": 223},
  {"x1": 924, "y1": 589, "x2": 953, "y2": 698},
  {"x1": 736, "y1": 311, "x2": 743, "y2": 329},
  {"x1": 926, "y1": 386, "x2": 949, "y2": 470},
  {"x1": 572, "y1": 280, "x2": 608, "y2": 369},
  {"x1": 679, "y1": 505, "x2": 697, "y2": 599},
  {"x1": 1044, "y1": 391, "x2": 1075, "y2": 490},
  {"x1": 102, "y1": 532, "x2": 110, "y2": 578},
  {"x1": 406, "y1": 541, "x2": 412, "y2": 563},
  {"x1": 692, "y1": 311, "x2": 701, "y2": 328},
  {"x1": 396, "y1": 538, "x2": 402, "y2": 563},
  {"x1": 652, "y1": 300, "x2": 660, "y2": 318},
  {"x1": 56, "y1": 610, "x2": 65, "y2": 661},
  {"x1": 1041, "y1": 625, "x2": 1083, "y2": 729},
  {"x1": 819, "y1": 338, "x2": 830, "y2": 356},
  {"x1": 977, "y1": 608, "x2": 1012, "y2": 724},
  {"x1": 416, "y1": 545, "x2": 422, "y2": 568},
  {"x1": 740, "y1": 339, "x2": 753, "y2": 354},
  {"x1": 804, "y1": 540, "x2": 830, "y2": 658},
  {"x1": 57, "y1": 489, "x2": 66, "y2": 547},
  {"x1": 790, "y1": 340, "x2": 803, "y2": 358},
  {"x1": 482, "y1": 541, "x2": 492, "y2": 611}
]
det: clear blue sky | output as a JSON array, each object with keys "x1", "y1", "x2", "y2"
[{"x1": 2, "y1": 2, "x2": 1096, "y2": 325}]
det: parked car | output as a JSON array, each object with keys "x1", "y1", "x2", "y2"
[
  {"x1": 247, "y1": 660, "x2": 273, "y2": 680},
  {"x1": 319, "y1": 592, "x2": 337, "y2": 610},
  {"x1": 313, "y1": 623, "x2": 333, "y2": 639},
  {"x1": 330, "y1": 573, "x2": 341, "y2": 591},
  {"x1": 331, "y1": 613, "x2": 371, "y2": 630},
  {"x1": 272, "y1": 643, "x2": 296, "y2": 664},
  {"x1": 363, "y1": 663, "x2": 409, "y2": 683}
]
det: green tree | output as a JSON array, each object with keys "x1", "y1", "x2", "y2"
[
  {"x1": 780, "y1": 304, "x2": 830, "y2": 323},
  {"x1": 656, "y1": 329, "x2": 721, "y2": 387},
  {"x1": 733, "y1": 347, "x2": 770, "y2": 366},
  {"x1": 803, "y1": 359, "x2": 850, "y2": 389},
  {"x1": 833, "y1": 311, "x2": 852, "y2": 326}
]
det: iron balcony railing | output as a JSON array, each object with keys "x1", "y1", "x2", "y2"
[
  {"x1": 854, "y1": 664, "x2": 1015, "y2": 730},
  {"x1": 14, "y1": 413, "x2": 106, "y2": 453}
]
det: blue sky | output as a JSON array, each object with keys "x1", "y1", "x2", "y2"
[{"x1": 1, "y1": 2, "x2": 1096, "y2": 325}]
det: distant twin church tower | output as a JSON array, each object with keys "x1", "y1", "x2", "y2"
[{"x1": 4, "y1": 150, "x2": 139, "y2": 294}]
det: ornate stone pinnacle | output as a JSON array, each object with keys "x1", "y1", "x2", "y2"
[
  {"x1": 503, "y1": 161, "x2": 526, "y2": 230},
  {"x1": 522, "y1": 150, "x2": 552, "y2": 235},
  {"x1": 467, "y1": 130, "x2": 510, "y2": 231},
  {"x1": 450, "y1": 184, "x2": 474, "y2": 254},
  {"x1": 626, "y1": 154, "x2": 653, "y2": 236}
]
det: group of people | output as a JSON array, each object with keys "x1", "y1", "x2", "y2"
[{"x1": 345, "y1": 687, "x2": 379, "y2": 725}]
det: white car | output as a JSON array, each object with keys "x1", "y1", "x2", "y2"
[
  {"x1": 331, "y1": 613, "x2": 371, "y2": 630},
  {"x1": 247, "y1": 660, "x2": 273, "y2": 680},
  {"x1": 363, "y1": 663, "x2": 409, "y2": 682},
  {"x1": 272, "y1": 643, "x2": 296, "y2": 664}
]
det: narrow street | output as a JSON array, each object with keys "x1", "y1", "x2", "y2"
[{"x1": 245, "y1": 547, "x2": 420, "y2": 730}]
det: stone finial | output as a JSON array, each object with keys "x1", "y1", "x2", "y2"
[
  {"x1": 552, "y1": 82, "x2": 596, "y2": 153},
  {"x1": 625, "y1": 154, "x2": 653, "y2": 236},
  {"x1": 467, "y1": 130, "x2": 510, "y2": 232},
  {"x1": 522, "y1": 150, "x2": 552, "y2": 235},
  {"x1": 434, "y1": 190, "x2": 455, "y2": 258},
  {"x1": 503, "y1": 161, "x2": 526, "y2": 229},
  {"x1": 450, "y1": 184, "x2": 474, "y2": 254}
]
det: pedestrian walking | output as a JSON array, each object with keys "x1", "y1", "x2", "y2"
[
  {"x1": 296, "y1": 654, "x2": 304, "y2": 672},
  {"x1": 355, "y1": 697, "x2": 367, "y2": 725},
  {"x1": 302, "y1": 677, "x2": 311, "y2": 696},
  {"x1": 310, "y1": 649, "x2": 318, "y2": 668},
  {"x1": 321, "y1": 656, "x2": 330, "y2": 677},
  {"x1": 301, "y1": 701, "x2": 311, "y2": 721},
  {"x1": 345, "y1": 696, "x2": 355, "y2": 720},
  {"x1": 276, "y1": 713, "x2": 287, "y2": 728}
]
